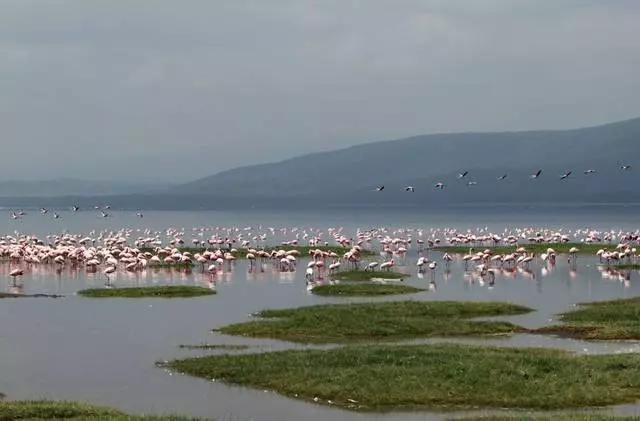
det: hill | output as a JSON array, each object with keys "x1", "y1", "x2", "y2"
[{"x1": 176, "y1": 117, "x2": 640, "y2": 204}]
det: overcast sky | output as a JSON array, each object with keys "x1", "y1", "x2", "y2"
[{"x1": 1, "y1": 0, "x2": 639, "y2": 183}]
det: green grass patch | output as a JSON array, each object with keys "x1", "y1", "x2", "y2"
[
  {"x1": 536, "y1": 297, "x2": 640, "y2": 340},
  {"x1": 215, "y1": 300, "x2": 532, "y2": 344},
  {"x1": 451, "y1": 416, "x2": 640, "y2": 421},
  {"x1": 599, "y1": 264, "x2": 640, "y2": 270},
  {"x1": 179, "y1": 344, "x2": 250, "y2": 350},
  {"x1": 311, "y1": 283, "x2": 423, "y2": 296},
  {"x1": 148, "y1": 263, "x2": 195, "y2": 269},
  {"x1": 166, "y1": 343, "x2": 640, "y2": 412},
  {"x1": 332, "y1": 269, "x2": 407, "y2": 281},
  {"x1": 77, "y1": 286, "x2": 215, "y2": 298},
  {"x1": 436, "y1": 242, "x2": 604, "y2": 255},
  {"x1": 0, "y1": 400, "x2": 200, "y2": 420}
]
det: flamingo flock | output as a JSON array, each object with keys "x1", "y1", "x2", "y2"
[{"x1": 1, "y1": 222, "x2": 639, "y2": 292}]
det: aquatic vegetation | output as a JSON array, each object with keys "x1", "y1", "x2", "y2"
[
  {"x1": 0, "y1": 400, "x2": 201, "y2": 420},
  {"x1": 166, "y1": 343, "x2": 640, "y2": 412},
  {"x1": 451, "y1": 416, "x2": 640, "y2": 421},
  {"x1": 332, "y1": 269, "x2": 407, "y2": 281},
  {"x1": 215, "y1": 300, "x2": 532, "y2": 343},
  {"x1": 311, "y1": 283, "x2": 423, "y2": 296},
  {"x1": 77, "y1": 286, "x2": 215, "y2": 298},
  {"x1": 536, "y1": 297, "x2": 640, "y2": 340},
  {"x1": 178, "y1": 344, "x2": 250, "y2": 351}
]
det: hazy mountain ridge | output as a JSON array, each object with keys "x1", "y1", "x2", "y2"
[
  {"x1": 0, "y1": 117, "x2": 638, "y2": 209},
  {"x1": 178, "y1": 117, "x2": 640, "y2": 199}
]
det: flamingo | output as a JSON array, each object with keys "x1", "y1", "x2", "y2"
[{"x1": 9, "y1": 268, "x2": 24, "y2": 286}]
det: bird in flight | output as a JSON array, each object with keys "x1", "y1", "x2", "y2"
[
  {"x1": 458, "y1": 171, "x2": 469, "y2": 179},
  {"x1": 560, "y1": 171, "x2": 572, "y2": 180},
  {"x1": 583, "y1": 169, "x2": 596, "y2": 175},
  {"x1": 497, "y1": 174, "x2": 507, "y2": 180},
  {"x1": 530, "y1": 169, "x2": 542, "y2": 179},
  {"x1": 621, "y1": 164, "x2": 632, "y2": 170},
  {"x1": 375, "y1": 185, "x2": 385, "y2": 191},
  {"x1": 434, "y1": 182, "x2": 445, "y2": 189},
  {"x1": 72, "y1": 205, "x2": 80, "y2": 212},
  {"x1": 467, "y1": 181, "x2": 477, "y2": 186},
  {"x1": 405, "y1": 186, "x2": 415, "y2": 192}
]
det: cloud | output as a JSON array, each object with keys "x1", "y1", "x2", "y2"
[{"x1": 0, "y1": 0, "x2": 639, "y2": 182}]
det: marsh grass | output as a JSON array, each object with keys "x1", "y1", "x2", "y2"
[
  {"x1": 451, "y1": 416, "x2": 640, "y2": 421},
  {"x1": 536, "y1": 297, "x2": 640, "y2": 340},
  {"x1": 311, "y1": 283, "x2": 423, "y2": 296},
  {"x1": 149, "y1": 263, "x2": 195, "y2": 269},
  {"x1": 332, "y1": 269, "x2": 407, "y2": 282},
  {"x1": 599, "y1": 264, "x2": 640, "y2": 270},
  {"x1": 215, "y1": 300, "x2": 532, "y2": 343},
  {"x1": 179, "y1": 344, "x2": 250, "y2": 351},
  {"x1": 436, "y1": 243, "x2": 605, "y2": 255},
  {"x1": 0, "y1": 400, "x2": 200, "y2": 420},
  {"x1": 167, "y1": 343, "x2": 640, "y2": 412},
  {"x1": 77, "y1": 286, "x2": 215, "y2": 298}
]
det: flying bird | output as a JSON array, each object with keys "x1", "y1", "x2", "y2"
[
  {"x1": 375, "y1": 185, "x2": 385, "y2": 192},
  {"x1": 530, "y1": 169, "x2": 542, "y2": 179},
  {"x1": 434, "y1": 182, "x2": 445, "y2": 190},
  {"x1": 560, "y1": 171, "x2": 572, "y2": 180},
  {"x1": 467, "y1": 181, "x2": 477, "y2": 186},
  {"x1": 458, "y1": 171, "x2": 469, "y2": 179},
  {"x1": 497, "y1": 174, "x2": 507, "y2": 180},
  {"x1": 621, "y1": 164, "x2": 632, "y2": 170},
  {"x1": 72, "y1": 205, "x2": 80, "y2": 212},
  {"x1": 583, "y1": 169, "x2": 596, "y2": 175},
  {"x1": 405, "y1": 186, "x2": 415, "y2": 192}
]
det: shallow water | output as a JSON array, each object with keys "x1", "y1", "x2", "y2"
[{"x1": 1, "y1": 207, "x2": 640, "y2": 420}]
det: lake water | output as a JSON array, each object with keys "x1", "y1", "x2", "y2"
[{"x1": 1, "y1": 205, "x2": 640, "y2": 421}]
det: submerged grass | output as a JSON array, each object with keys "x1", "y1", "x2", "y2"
[
  {"x1": 216, "y1": 300, "x2": 532, "y2": 343},
  {"x1": 536, "y1": 297, "x2": 640, "y2": 340},
  {"x1": 332, "y1": 269, "x2": 407, "y2": 281},
  {"x1": 0, "y1": 400, "x2": 201, "y2": 420},
  {"x1": 178, "y1": 344, "x2": 250, "y2": 351},
  {"x1": 77, "y1": 286, "x2": 215, "y2": 298},
  {"x1": 311, "y1": 283, "x2": 424, "y2": 296},
  {"x1": 436, "y1": 242, "x2": 605, "y2": 255},
  {"x1": 167, "y1": 343, "x2": 640, "y2": 412}
]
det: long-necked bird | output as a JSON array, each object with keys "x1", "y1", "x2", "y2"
[
  {"x1": 621, "y1": 164, "x2": 632, "y2": 170},
  {"x1": 497, "y1": 174, "x2": 507, "y2": 180},
  {"x1": 405, "y1": 186, "x2": 415, "y2": 192},
  {"x1": 560, "y1": 171, "x2": 572, "y2": 180},
  {"x1": 434, "y1": 182, "x2": 445, "y2": 190},
  {"x1": 458, "y1": 171, "x2": 469, "y2": 179},
  {"x1": 375, "y1": 185, "x2": 385, "y2": 191},
  {"x1": 583, "y1": 169, "x2": 596, "y2": 175},
  {"x1": 530, "y1": 169, "x2": 542, "y2": 179}
]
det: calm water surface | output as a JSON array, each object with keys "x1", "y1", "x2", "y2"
[{"x1": 1, "y1": 206, "x2": 640, "y2": 421}]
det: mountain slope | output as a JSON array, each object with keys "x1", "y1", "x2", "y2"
[{"x1": 178, "y1": 117, "x2": 640, "y2": 202}]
